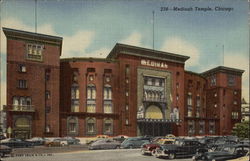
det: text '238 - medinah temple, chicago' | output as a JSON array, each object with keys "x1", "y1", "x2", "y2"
[{"x1": 2, "y1": 27, "x2": 244, "y2": 139}]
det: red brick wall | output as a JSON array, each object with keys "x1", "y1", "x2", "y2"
[{"x1": 6, "y1": 38, "x2": 60, "y2": 137}]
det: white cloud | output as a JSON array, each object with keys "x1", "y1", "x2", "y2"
[
  {"x1": 61, "y1": 31, "x2": 95, "y2": 58},
  {"x1": 84, "y1": 47, "x2": 110, "y2": 58},
  {"x1": 119, "y1": 31, "x2": 142, "y2": 46},
  {"x1": 161, "y1": 37, "x2": 200, "y2": 67},
  {"x1": 224, "y1": 53, "x2": 249, "y2": 102}
]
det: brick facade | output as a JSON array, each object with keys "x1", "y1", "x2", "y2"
[{"x1": 3, "y1": 28, "x2": 244, "y2": 138}]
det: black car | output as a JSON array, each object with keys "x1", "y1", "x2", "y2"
[
  {"x1": 155, "y1": 139, "x2": 206, "y2": 159},
  {"x1": 0, "y1": 145, "x2": 12, "y2": 157},
  {"x1": 0, "y1": 138, "x2": 34, "y2": 148},
  {"x1": 193, "y1": 144, "x2": 249, "y2": 161}
]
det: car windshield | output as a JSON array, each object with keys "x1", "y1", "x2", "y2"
[
  {"x1": 222, "y1": 147, "x2": 235, "y2": 154},
  {"x1": 174, "y1": 140, "x2": 183, "y2": 146}
]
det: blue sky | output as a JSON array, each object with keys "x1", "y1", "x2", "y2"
[{"x1": 0, "y1": 0, "x2": 249, "y2": 105}]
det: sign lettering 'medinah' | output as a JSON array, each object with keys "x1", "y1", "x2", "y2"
[{"x1": 141, "y1": 59, "x2": 168, "y2": 68}]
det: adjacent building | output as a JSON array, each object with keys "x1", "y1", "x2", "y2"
[{"x1": 3, "y1": 28, "x2": 245, "y2": 139}]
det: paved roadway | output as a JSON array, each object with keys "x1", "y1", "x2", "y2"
[{"x1": 2, "y1": 149, "x2": 192, "y2": 161}]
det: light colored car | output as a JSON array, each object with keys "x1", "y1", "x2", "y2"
[
  {"x1": 86, "y1": 135, "x2": 109, "y2": 145},
  {"x1": 89, "y1": 139, "x2": 121, "y2": 150},
  {"x1": 45, "y1": 138, "x2": 68, "y2": 147}
]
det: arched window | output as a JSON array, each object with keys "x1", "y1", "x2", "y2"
[
  {"x1": 104, "y1": 118, "x2": 113, "y2": 135},
  {"x1": 103, "y1": 84, "x2": 112, "y2": 100},
  {"x1": 71, "y1": 83, "x2": 79, "y2": 99},
  {"x1": 13, "y1": 97, "x2": 19, "y2": 106},
  {"x1": 86, "y1": 117, "x2": 96, "y2": 135},
  {"x1": 71, "y1": 83, "x2": 79, "y2": 112},
  {"x1": 15, "y1": 117, "x2": 30, "y2": 128},
  {"x1": 67, "y1": 116, "x2": 78, "y2": 135},
  {"x1": 20, "y1": 97, "x2": 26, "y2": 106},
  {"x1": 87, "y1": 84, "x2": 96, "y2": 100}
]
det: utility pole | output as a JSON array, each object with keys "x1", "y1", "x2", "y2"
[{"x1": 152, "y1": 10, "x2": 155, "y2": 50}]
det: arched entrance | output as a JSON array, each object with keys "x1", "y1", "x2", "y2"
[
  {"x1": 13, "y1": 117, "x2": 32, "y2": 139},
  {"x1": 138, "y1": 105, "x2": 172, "y2": 136},
  {"x1": 145, "y1": 105, "x2": 163, "y2": 119}
]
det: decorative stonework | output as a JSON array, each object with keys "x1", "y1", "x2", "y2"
[{"x1": 137, "y1": 67, "x2": 172, "y2": 120}]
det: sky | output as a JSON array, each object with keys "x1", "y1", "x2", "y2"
[{"x1": 0, "y1": 0, "x2": 249, "y2": 107}]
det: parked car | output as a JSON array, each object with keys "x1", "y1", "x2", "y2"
[
  {"x1": 228, "y1": 151, "x2": 249, "y2": 161},
  {"x1": 120, "y1": 137, "x2": 150, "y2": 149},
  {"x1": 207, "y1": 138, "x2": 238, "y2": 150},
  {"x1": 154, "y1": 139, "x2": 205, "y2": 159},
  {"x1": 112, "y1": 135, "x2": 129, "y2": 143},
  {"x1": 141, "y1": 138, "x2": 175, "y2": 155},
  {"x1": 193, "y1": 144, "x2": 249, "y2": 161},
  {"x1": 0, "y1": 138, "x2": 33, "y2": 148},
  {"x1": 89, "y1": 139, "x2": 121, "y2": 150},
  {"x1": 86, "y1": 135, "x2": 109, "y2": 145},
  {"x1": 62, "y1": 137, "x2": 80, "y2": 145},
  {"x1": 26, "y1": 137, "x2": 47, "y2": 146},
  {"x1": 0, "y1": 145, "x2": 12, "y2": 157},
  {"x1": 0, "y1": 135, "x2": 6, "y2": 140},
  {"x1": 44, "y1": 138, "x2": 68, "y2": 147}
]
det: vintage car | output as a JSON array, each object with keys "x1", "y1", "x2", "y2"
[
  {"x1": 62, "y1": 137, "x2": 80, "y2": 145},
  {"x1": 112, "y1": 135, "x2": 129, "y2": 143},
  {"x1": 85, "y1": 135, "x2": 109, "y2": 145},
  {"x1": 141, "y1": 138, "x2": 175, "y2": 155},
  {"x1": 120, "y1": 137, "x2": 150, "y2": 149},
  {"x1": 44, "y1": 138, "x2": 68, "y2": 147},
  {"x1": 228, "y1": 151, "x2": 249, "y2": 161},
  {"x1": 88, "y1": 139, "x2": 121, "y2": 150},
  {"x1": 0, "y1": 138, "x2": 33, "y2": 148},
  {"x1": 154, "y1": 139, "x2": 205, "y2": 159},
  {"x1": 192, "y1": 144, "x2": 249, "y2": 161},
  {"x1": 26, "y1": 137, "x2": 47, "y2": 146},
  {"x1": 0, "y1": 145, "x2": 12, "y2": 157}
]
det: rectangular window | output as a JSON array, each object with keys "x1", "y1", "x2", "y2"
[
  {"x1": 199, "y1": 121, "x2": 205, "y2": 135},
  {"x1": 211, "y1": 75, "x2": 216, "y2": 86},
  {"x1": 232, "y1": 112, "x2": 239, "y2": 119},
  {"x1": 46, "y1": 90, "x2": 50, "y2": 99},
  {"x1": 228, "y1": 75, "x2": 235, "y2": 86},
  {"x1": 71, "y1": 100, "x2": 79, "y2": 112},
  {"x1": 18, "y1": 80, "x2": 27, "y2": 88},
  {"x1": 87, "y1": 104, "x2": 96, "y2": 113},
  {"x1": 104, "y1": 104, "x2": 112, "y2": 113},
  {"x1": 125, "y1": 119, "x2": 129, "y2": 125},
  {"x1": 188, "y1": 120, "x2": 195, "y2": 136},
  {"x1": 125, "y1": 64, "x2": 130, "y2": 76},
  {"x1": 26, "y1": 44, "x2": 43, "y2": 61},
  {"x1": 18, "y1": 65, "x2": 26, "y2": 73},
  {"x1": 209, "y1": 121, "x2": 216, "y2": 134}
]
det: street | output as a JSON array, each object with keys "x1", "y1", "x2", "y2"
[{"x1": 2, "y1": 149, "x2": 192, "y2": 161}]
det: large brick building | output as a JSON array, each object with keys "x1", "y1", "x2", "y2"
[{"x1": 3, "y1": 28, "x2": 244, "y2": 138}]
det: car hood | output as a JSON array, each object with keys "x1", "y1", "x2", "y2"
[
  {"x1": 204, "y1": 151, "x2": 231, "y2": 156},
  {"x1": 160, "y1": 144, "x2": 179, "y2": 150}
]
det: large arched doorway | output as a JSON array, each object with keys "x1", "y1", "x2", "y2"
[
  {"x1": 138, "y1": 105, "x2": 172, "y2": 136},
  {"x1": 145, "y1": 105, "x2": 163, "y2": 119},
  {"x1": 13, "y1": 117, "x2": 32, "y2": 139}
]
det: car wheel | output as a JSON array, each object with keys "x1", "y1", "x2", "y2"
[
  {"x1": 129, "y1": 145, "x2": 133, "y2": 149},
  {"x1": 151, "y1": 150, "x2": 156, "y2": 156},
  {"x1": 168, "y1": 153, "x2": 176, "y2": 159},
  {"x1": 116, "y1": 145, "x2": 120, "y2": 149},
  {"x1": 61, "y1": 143, "x2": 65, "y2": 147}
]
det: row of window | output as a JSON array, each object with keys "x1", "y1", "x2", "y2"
[
  {"x1": 67, "y1": 117, "x2": 113, "y2": 135},
  {"x1": 188, "y1": 120, "x2": 215, "y2": 136},
  {"x1": 71, "y1": 84, "x2": 112, "y2": 100},
  {"x1": 144, "y1": 77, "x2": 165, "y2": 87},
  {"x1": 210, "y1": 74, "x2": 236, "y2": 87}
]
